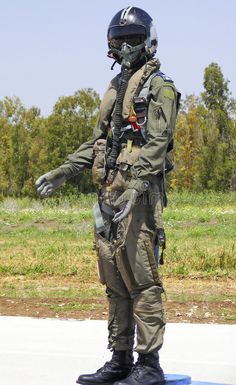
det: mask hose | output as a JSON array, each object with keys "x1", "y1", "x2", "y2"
[{"x1": 106, "y1": 66, "x2": 129, "y2": 169}]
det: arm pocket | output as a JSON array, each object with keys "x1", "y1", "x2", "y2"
[
  {"x1": 148, "y1": 98, "x2": 168, "y2": 136},
  {"x1": 161, "y1": 96, "x2": 174, "y2": 133},
  {"x1": 148, "y1": 85, "x2": 175, "y2": 136}
]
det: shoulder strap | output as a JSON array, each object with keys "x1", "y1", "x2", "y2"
[{"x1": 139, "y1": 70, "x2": 174, "y2": 100}]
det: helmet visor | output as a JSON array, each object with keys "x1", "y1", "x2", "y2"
[
  {"x1": 109, "y1": 35, "x2": 145, "y2": 49},
  {"x1": 108, "y1": 24, "x2": 146, "y2": 40}
]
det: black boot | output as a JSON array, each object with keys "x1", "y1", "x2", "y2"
[
  {"x1": 113, "y1": 350, "x2": 165, "y2": 385},
  {"x1": 76, "y1": 350, "x2": 134, "y2": 385}
]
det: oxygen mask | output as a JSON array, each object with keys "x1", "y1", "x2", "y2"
[{"x1": 108, "y1": 35, "x2": 146, "y2": 69}]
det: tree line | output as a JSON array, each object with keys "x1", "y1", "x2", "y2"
[{"x1": 0, "y1": 63, "x2": 235, "y2": 197}]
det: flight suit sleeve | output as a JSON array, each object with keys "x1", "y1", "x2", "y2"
[
  {"x1": 130, "y1": 76, "x2": 177, "y2": 182},
  {"x1": 57, "y1": 119, "x2": 107, "y2": 180},
  {"x1": 54, "y1": 77, "x2": 119, "y2": 181}
]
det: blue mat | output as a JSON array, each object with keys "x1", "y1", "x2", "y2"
[
  {"x1": 165, "y1": 374, "x2": 232, "y2": 385},
  {"x1": 191, "y1": 382, "x2": 232, "y2": 385},
  {"x1": 165, "y1": 374, "x2": 191, "y2": 384}
]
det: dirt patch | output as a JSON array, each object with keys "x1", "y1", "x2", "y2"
[
  {"x1": 0, "y1": 277, "x2": 235, "y2": 323},
  {"x1": 0, "y1": 297, "x2": 235, "y2": 324}
]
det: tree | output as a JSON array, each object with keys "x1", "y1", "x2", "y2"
[
  {"x1": 0, "y1": 89, "x2": 100, "y2": 197},
  {"x1": 170, "y1": 96, "x2": 205, "y2": 190},
  {"x1": 200, "y1": 63, "x2": 236, "y2": 190},
  {"x1": 202, "y1": 63, "x2": 230, "y2": 113},
  {"x1": 170, "y1": 63, "x2": 236, "y2": 192},
  {"x1": 27, "y1": 88, "x2": 100, "y2": 196},
  {"x1": 0, "y1": 97, "x2": 31, "y2": 196},
  {"x1": 46, "y1": 88, "x2": 100, "y2": 194}
]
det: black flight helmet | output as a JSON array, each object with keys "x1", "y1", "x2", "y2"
[{"x1": 107, "y1": 6, "x2": 158, "y2": 68}]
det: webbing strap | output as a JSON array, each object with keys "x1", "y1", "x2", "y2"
[{"x1": 138, "y1": 72, "x2": 159, "y2": 99}]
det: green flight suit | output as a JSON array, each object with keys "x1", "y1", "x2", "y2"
[{"x1": 55, "y1": 59, "x2": 178, "y2": 354}]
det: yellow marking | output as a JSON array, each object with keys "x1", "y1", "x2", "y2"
[
  {"x1": 130, "y1": 105, "x2": 136, "y2": 116},
  {"x1": 127, "y1": 139, "x2": 133, "y2": 153},
  {"x1": 164, "y1": 87, "x2": 175, "y2": 100}
]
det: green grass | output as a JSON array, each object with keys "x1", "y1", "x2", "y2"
[
  {"x1": 0, "y1": 279, "x2": 105, "y2": 301},
  {"x1": 163, "y1": 192, "x2": 236, "y2": 276},
  {"x1": 0, "y1": 192, "x2": 235, "y2": 287},
  {"x1": 166, "y1": 291, "x2": 236, "y2": 302},
  {"x1": 0, "y1": 195, "x2": 96, "y2": 278},
  {"x1": 37, "y1": 302, "x2": 103, "y2": 312}
]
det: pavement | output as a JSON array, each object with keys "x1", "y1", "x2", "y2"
[{"x1": 0, "y1": 316, "x2": 235, "y2": 385}]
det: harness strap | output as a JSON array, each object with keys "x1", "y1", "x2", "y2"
[{"x1": 93, "y1": 202, "x2": 106, "y2": 234}]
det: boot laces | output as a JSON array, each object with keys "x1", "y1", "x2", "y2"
[
  {"x1": 137, "y1": 354, "x2": 146, "y2": 365},
  {"x1": 97, "y1": 360, "x2": 115, "y2": 373},
  {"x1": 129, "y1": 357, "x2": 146, "y2": 379},
  {"x1": 131, "y1": 355, "x2": 165, "y2": 383}
]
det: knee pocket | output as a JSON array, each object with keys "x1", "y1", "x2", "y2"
[{"x1": 134, "y1": 285, "x2": 165, "y2": 323}]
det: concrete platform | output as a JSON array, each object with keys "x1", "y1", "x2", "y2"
[{"x1": 0, "y1": 317, "x2": 235, "y2": 385}]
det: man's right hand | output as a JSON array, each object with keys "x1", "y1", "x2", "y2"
[{"x1": 35, "y1": 170, "x2": 67, "y2": 197}]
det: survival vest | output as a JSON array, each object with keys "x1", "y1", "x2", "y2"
[{"x1": 119, "y1": 70, "x2": 181, "y2": 153}]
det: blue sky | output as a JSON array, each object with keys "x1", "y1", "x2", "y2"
[{"x1": 0, "y1": 0, "x2": 235, "y2": 116}]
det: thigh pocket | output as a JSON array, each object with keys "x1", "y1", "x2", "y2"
[
  {"x1": 95, "y1": 233, "x2": 128, "y2": 296},
  {"x1": 123, "y1": 231, "x2": 160, "y2": 290},
  {"x1": 115, "y1": 246, "x2": 137, "y2": 293}
]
